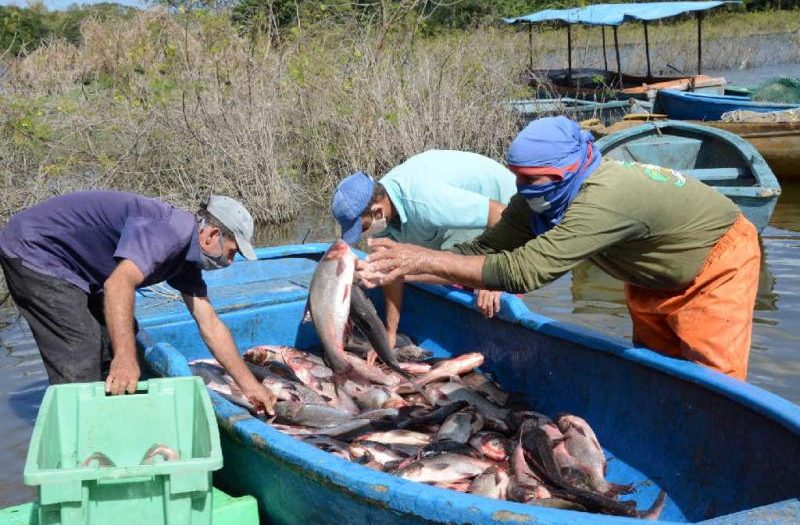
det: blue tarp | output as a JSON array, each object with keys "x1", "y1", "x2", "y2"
[{"x1": 504, "y1": 1, "x2": 741, "y2": 26}]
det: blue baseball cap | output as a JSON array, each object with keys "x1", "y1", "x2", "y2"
[{"x1": 331, "y1": 171, "x2": 375, "y2": 244}]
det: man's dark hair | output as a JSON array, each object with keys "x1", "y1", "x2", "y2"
[
  {"x1": 368, "y1": 183, "x2": 388, "y2": 208},
  {"x1": 197, "y1": 207, "x2": 235, "y2": 239}
]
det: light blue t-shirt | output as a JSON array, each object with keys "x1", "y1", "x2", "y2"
[{"x1": 378, "y1": 150, "x2": 517, "y2": 250}]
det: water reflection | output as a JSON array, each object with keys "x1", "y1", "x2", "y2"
[{"x1": 769, "y1": 182, "x2": 800, "y2": 233}]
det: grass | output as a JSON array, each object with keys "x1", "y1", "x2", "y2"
[{"x1": 0, "y1": 7, "x2": 797, "y2": 224}]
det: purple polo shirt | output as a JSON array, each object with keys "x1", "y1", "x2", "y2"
[{"x1": 0, "y1": 191, "x2": 207, "y2": 296}]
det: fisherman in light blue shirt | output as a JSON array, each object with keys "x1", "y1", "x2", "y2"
[{"x1": 332, "y1": 149, "x2": 516, "y2": 348}]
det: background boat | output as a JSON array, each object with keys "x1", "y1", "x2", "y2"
[
  {"x1": 595, "y1": 120, "x2": 781, "y2": 231},
  {"x1": 698, "y1": 120, "x2": 800, "y2": 181},
  {"x1": 507, "y1": 97, "x2": 631, "y2": 127},
  {"x1": 134, "y1": 243, "x2": 800, "y2": 525},
  {"x1": 653, "y1": 89, "x2": 800, "y2": 120},
  {"x1": 504, "y1": 2, "x2": 736, "y2": 100},
  {"x1": 590, "y1": 116, "x2": 800, "y2": 182}
]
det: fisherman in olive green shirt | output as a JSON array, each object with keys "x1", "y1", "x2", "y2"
[{"x1": 360, "y1": 116, "x2": 761, "y2": 380}]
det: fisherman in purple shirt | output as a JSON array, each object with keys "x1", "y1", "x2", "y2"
[{"x1": 0, "y1": 191, "x2": 276, "y2": 412}]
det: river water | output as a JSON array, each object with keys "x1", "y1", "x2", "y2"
[{"x1": 1, "y1": 69, "x2": 799, "y2": 510}]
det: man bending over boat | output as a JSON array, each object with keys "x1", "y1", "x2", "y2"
[
  {"x1": 331, "y1": 150, "x2": 517, "y2": 348},
  {"x1": 0, "y1": 192, "x2": 276, "y2": 410},
  {"x1": 359, "y1": 117, "x2": 760, "y2": 380}
]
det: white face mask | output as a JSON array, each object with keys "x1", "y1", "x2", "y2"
[{"x1": 362, "y1": 211, "x2": 387, "y2": 239}]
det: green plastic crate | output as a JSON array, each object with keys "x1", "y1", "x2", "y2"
[
  {"x1": 23, "y1": 378, "x2": 223, "y2": 525},
  {"x1": 0, "y1": 489, "x2": 258, "y2": 525}
]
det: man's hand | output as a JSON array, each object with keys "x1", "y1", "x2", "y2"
[
  {"x1": 475, "y1": 289, "x2": 502, "y2": 319},
  {"x1": 105, "y1": 355, "x2": 140, "y2": 395},
  {"x1": 243, "y1": 384, "x2": 276, "y2": 416},
  {"x1": 361, "y1": 238, "x2": 430, "y2": 287}
]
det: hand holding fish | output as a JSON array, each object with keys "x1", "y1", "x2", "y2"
[
  {"x1": 361, "y1": 238, "x2": 431, "y2": 287},
  {"x1": 362, "y1": 238, "x2": 487, "y2": 291}
]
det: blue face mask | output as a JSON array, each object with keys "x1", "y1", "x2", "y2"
[
  {"x1": 515, "y1": 142, "x2": 600, "y2": 236},
  {"x1": 507, "y1": 117, "x2": 602, "y2": 236},
  {"x1": 516, "y1": 180, "x2": 561, "y2": 215}
]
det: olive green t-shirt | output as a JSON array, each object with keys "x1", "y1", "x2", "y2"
[{"x1": 451, "y1": 159, "x2": 740, "y2": 293}]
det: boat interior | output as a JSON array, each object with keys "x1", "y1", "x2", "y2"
[{"x1": 135, "y1": 244, "x2": 800, "y2": 524}]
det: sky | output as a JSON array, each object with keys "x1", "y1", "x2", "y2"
[{"x1": 0, "y1": 0, "x2": 146, "y2": 10}]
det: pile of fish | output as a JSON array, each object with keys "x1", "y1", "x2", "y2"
[
  {"x1": 191, "y1": 347, "x2": 664, "y2": 518},
  {"x1": 188, "y1": 240, "x2": 666, "y2": 518}
]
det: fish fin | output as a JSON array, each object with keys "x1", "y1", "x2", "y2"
[
  {"x1": 302, "y1": 300, "x2": 313, "y2": 324},
  {"x1": 606, "y1": 482, "x2": 635, "y2": 496}
]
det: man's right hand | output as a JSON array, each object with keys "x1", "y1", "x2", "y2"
[
  {"x1": 475, "y1": 289, "x2": 502, "y2": 318},
  {"x1": 105, "y1": 355, "x2": 140, "y2": 395}
]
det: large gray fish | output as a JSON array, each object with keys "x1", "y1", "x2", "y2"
[
  {"x1": 356, "y1": 429, "x2": 432, "y2": 446},
  {"x1": 521, "y1": 420, "x2": 666, "y2": 519},
  {"x1": 349, "y1": 285, "x2": 406, "y2": 374},
  {"x1": 395, "y1": 453, "x2": 493, "y2": 484},
  {"x1": 308, "y1": 240, "x2": 357, "y2": 375},
  {"x1": 434, "y1": 382, "x2": 512, "y2": 433},
  {"x1": 461, "y1": 372, "x2": 509, "y2": 406},
  {"x1": 469, "y1": 466, "x2": 510, "y2": 500},
  {"x1": 556, "y1": 414, "x2": 632, "y2": 496},
  {"x1": 274, "y1": 401, "x2": 354, "y2": 428},
  {"x1": 435, "y1": 409, "x2": 483, "y2": 444},
  {"x1": 405, "y1": 353, "x2": 485, "y2": 390},
  {"x1": 348, "y1": 285, "x2": 435, "y2": 403},
  {"x1": 348, "y1": 441, "x2": 408, "y2": 466}
]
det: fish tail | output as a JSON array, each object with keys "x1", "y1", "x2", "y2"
[{"x1": 638, "y1": 490, "x2": 667, "y2": 521}]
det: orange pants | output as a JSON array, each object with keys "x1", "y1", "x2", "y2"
[{"x1": 625, "y1": 214, "x2": 760, "y2": 380}]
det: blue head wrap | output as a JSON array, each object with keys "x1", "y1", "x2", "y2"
[{"x1": 507, "y1": 116, "x2": 601, "y2": 236}]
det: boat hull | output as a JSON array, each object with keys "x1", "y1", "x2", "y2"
[
  {"x1": 595, "y1": 120, "x2": 781, "y2": 232},
  {"x1": 698, "y1": 120, "x2": 800, "y2": 181},
  {"x1": 135, "y1": 244, "x2": 800, "y2": 525},
  {"x1": 654, "y1": 89, "x2": 799, "y2": 121}
]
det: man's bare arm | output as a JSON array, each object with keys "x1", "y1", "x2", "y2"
[
  {"x1": 183, "y1": 294, "x2": 276, "y2": 414},
  {"x1": 383, "y1": 280, "x2": 403, "y2": 349},
  {"x1": 104, "y1": 260, "x2": 145, "y2": 395}
]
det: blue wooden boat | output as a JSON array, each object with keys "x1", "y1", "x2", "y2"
[
  {"x1": 134, "y1": 244, "x2": 800, "y2": 525},
  {"x1": 654, "y1": 89, "x2": 799, "y2": 121},
  {"x1": 595, "y1": 120, "x2": 781, "y2": 232}
]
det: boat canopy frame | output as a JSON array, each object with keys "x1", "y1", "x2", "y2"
[{"x1": 504, "y1": 1, "x2": 742, "y2": 83}]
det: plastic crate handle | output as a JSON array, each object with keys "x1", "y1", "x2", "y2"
[{"x1": 103, "y1": 382, "x2": 150, "y2": 396}]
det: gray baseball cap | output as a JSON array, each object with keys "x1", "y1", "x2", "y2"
[{"x1": 205, "y1": 195, "x2": 257, "y2": 261}]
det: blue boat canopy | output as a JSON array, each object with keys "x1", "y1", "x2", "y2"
[{"x1": 505, "y1": 1, "x2": 741, "y2": 26}]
